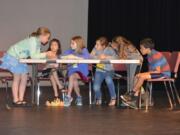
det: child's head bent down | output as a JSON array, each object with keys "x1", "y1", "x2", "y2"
[
  {"x1": 30, "y1": 27, "x2": 51, "y2": 45},
  {"x1": 140, "y1": 38, "x2": 155, "y2": 55}
]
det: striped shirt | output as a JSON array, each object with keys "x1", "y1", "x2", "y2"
[{"x1": 147, "y1": 49, "x2": 171, "y2": 77}]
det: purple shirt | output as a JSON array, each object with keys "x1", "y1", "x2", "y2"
[{"x1": 62, "y1": 48, "x2": 90, "y2": 77}]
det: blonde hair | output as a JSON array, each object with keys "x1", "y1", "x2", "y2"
[
  {"x1": 112, "y1": 36, "x2": 137, "y2": 58},
  {"x1": 72, "y1": 36, "x2": 85, "y2": 54},
  {"x1": 30, "y1": 27, "x2": 51, "y2": 37},
  {"x1": 96, "y1": 36, "x2": 109, "y2": 47}
]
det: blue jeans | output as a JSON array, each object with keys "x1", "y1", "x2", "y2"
[{"x1": 93, "y1": 71, "x2": 116, "y2": 100}]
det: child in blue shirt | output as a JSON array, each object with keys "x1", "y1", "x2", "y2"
[{"x1": 91, "y1": 37, "x2": 118, "y2": 106}]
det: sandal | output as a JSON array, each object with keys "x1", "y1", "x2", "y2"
[
  {"x1": 12, "y1": 101, "x2": 23, "y2": 107},
  {"x1": 46, "y1": 97, "x2": 64, "y2": 107},
  {"x1": 59, "y1": 87, "x2": 68, "y2": 93},
  {"x1": 19, "y1": 100, "x2": 27, "y2": 105},
  {"x1": 53, "y1": 96, "x2": 60, "y2": 101},
  {"x1": 108, "y1": 99, "x2": 116, "y2": 106},
  {"x1": 96, "y1": 99, "x2": 102, "y2": 105}
]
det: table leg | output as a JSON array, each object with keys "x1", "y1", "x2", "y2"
[
  {"x1": 31, "y1": 64, "x2": 38, "y2": 105},
  {"x1": 127, "y1": 64, "x2": 130, "y2": 92}
]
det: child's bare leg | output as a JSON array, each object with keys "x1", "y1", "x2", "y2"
[
  {"x1": 12, "y1": 74, "x2": 21, "y2": 102},
  {"x1": 51, "y1": 71, "x2": 64, "y2": 89},
  {"x1": 73, "y1": 73, "x2": 81, "y2": 97},
  {"x1": 50, "y1": 75, "x2": 59, "y2": 97},
  {"x1": 133, "y1": 73, "x2": 151, "y2": 96},
  {"x1": 68, "y1": 74, "x2": 75, "y2": 97},
  {"x1": 19, "y1": 73, "x2": 28, "y2": 101}
]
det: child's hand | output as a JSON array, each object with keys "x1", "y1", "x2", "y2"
[
  {"x1": 61, "y1": 54, "x2": 83, "y2": 60},
  {"x1": 46, "y1": 51, "x2": 56, "y2": 59},
  {"x1": 98, "y1": 54, "x2": 107, "y2": 60}
]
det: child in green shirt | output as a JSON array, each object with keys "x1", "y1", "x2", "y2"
[{"x1": 0, "y1": 27, "x2": 52, "y2": 106}]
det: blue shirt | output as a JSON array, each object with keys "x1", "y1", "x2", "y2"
[{"x1": 91, "y1": 47, "x2": 118, "y2": 71}]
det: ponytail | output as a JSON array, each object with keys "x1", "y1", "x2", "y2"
[{"x1": 30, "y1": 27, "x2": 51, "y2": 37}]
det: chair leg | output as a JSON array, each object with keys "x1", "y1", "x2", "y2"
[
  {"x1": 62, "y1": 92, "x2": 65, "y2": 102},
  {"x1": 138, "y1": 90, "x2": 142, "y2": 109},
  {"x1": 145, "y1": 90, "x2": 149, "y2": 112},
  {"x1": 164, "y1": 81, "x2": 173, "y2": 109},
  {"x1": 117, "y1": 80, "x2": 120, "y2": 106},
  {"x1": 172, "y1": 81, "x2": 180, "y2": 104},
  {"x1": 168, "y1": 81, "x2": 176, "y2": 106},
  {"x1": 148, "y1": 82, "x2": 153, "y2": 106},
  {"x1": 37, "y1": 82, "x2": 41, "y2": 106},
  {"x1": 145, "y1": 83, "x2": 150, "y2": 111},
  {"x1": 89, "y1": 81, "x2": 92, "y2": 105},
  {"x1": 5, "y1": 81, "x2": 10, "y2": 105}
]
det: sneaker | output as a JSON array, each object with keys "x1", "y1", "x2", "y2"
[
  {"x1": 64, "y1": 96, "x2": 73, "y2": 107},
  {"x1": 120, "y1": 91, "x2": 134, "y2": 102},
  {"x1": 122, "y1": 100, "x2": 138, "y2": 109},
  {"x1": 75, "y1": 96, "x2": 83, "y2": 106}
]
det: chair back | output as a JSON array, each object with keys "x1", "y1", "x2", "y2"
[
  {"x1": 161, "y1": 52, "x2": 171, "y2": 66},
  {"x1": 169, "y1": 52, "x2": 180, "y2": 77},
  {"x1": 113, "y1": 64, "x2": 127, "y2": 72}
]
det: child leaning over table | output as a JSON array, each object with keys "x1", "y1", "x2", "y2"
[{"x1": 111, "y1": 36, "x2": 143, "y2": 91}]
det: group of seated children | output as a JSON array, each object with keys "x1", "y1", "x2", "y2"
[{"x1": 0, "y1": 27, "x2": 171, "y2": 109}]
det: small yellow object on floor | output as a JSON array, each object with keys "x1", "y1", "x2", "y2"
[{"x1": 46, "y1": 99, "x2": 64, "y2": 107}]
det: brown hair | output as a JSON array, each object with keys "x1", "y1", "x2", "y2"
[
  {"x1": 72, "y1": 36, "x2": 85, "y2": 54},
  {"x1": 96, "y1": 36, "x2": 109, "y2": 47},
  {"x1": 140, "y1": 38, "x2": 155, "y2": 50},
  {"x1": 30, "y1": 27, "x2": 51, "y2": 37},
  {"x1": 47, "y1": 38, "x2": 62, "y2": 56}
]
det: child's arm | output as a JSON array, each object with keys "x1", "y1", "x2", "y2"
[
  {"x1": 61, "y1": 49, "x2": 83, "y2": 59},
  {"x1": 46, "y1": 51, "x2": 57, "y2": 59},
  {"x1": 98, "y1": 47, "x2": 118, "y2": 60},
  {"x1": 148, "y1": 66, "x2": 161, "y2": 74},
  {"x1": 76, "y1": 48, "x2": 90, "y2": 59},
  {"x1": 90, "y1": 48, "x2": 98, "y2": 59},
  {"x1": 61, "y1": 48, "x2": 90, "y2": 59}
]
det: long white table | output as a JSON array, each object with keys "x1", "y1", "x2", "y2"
[
  {"x1": 20, "y1": 59, "x2": 140, "y2": 105},
  {"x1": 20, "y1": 59, "x2": 140, "y2": 64}
]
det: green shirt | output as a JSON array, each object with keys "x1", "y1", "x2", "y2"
[{"x1": 7, "y1": 36, "x2": 46, "y2": 59}]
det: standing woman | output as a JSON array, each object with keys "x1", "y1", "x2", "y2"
[{"x1": 0, "y1": 27, "x2": 52, "y2": 106}]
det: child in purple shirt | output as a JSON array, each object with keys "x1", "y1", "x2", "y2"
[{"x1": 62, "y1": 36, "x2": 90, "y2": 107}]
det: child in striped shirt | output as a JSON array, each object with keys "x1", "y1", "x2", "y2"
[{"x1": 121, "y1": 38, "x2": 171, "y2": 109}]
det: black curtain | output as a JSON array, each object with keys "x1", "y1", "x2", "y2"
[
  {"x1": 88, "y1": 0, "x2": 180, "y2": 51},
  {"x1": 88, "y1": 0, "x2": 180, "y2": 86}
]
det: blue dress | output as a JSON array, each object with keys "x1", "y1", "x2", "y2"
[
  {"x1": 0, "y1": 37, "x2": 45, "y2": 74},
  {"x1": 0, "y1": 54, "x2": 28, "y2": 74}
]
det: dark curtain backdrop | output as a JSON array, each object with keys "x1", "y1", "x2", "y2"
[
  {"x1": 88, "y1": 0, "x2": 180, "y2": 51},
  {"x1": 88, "y1": 0, "x2": 180, "y2": 86}
]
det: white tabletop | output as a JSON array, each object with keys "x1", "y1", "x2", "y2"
[{"x1": 19, "y1": 59, "x2": 140, "y2": 64}]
